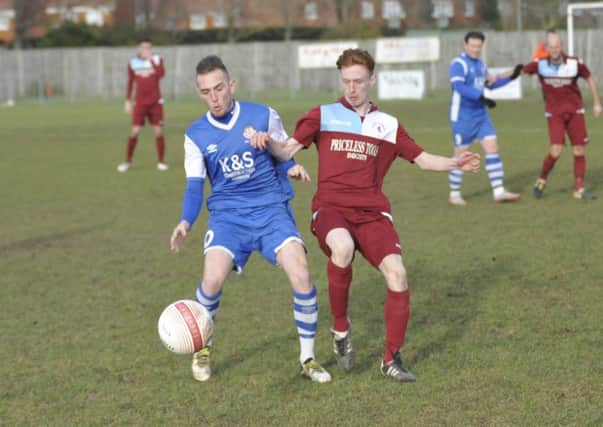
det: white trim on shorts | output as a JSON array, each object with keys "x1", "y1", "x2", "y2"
[
  {"x1": 380, "y1": 211, "x2": 394, "y2": 223},
  {"x1": 274, "y1": 236, "x2": 305, "y2": 255},
  {"x1": 203, "y1": 245, "x2": 243, "y2": 274}
]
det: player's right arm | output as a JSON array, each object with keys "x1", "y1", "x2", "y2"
[
  {"x1": 521, "y1": 61, "x2": 538, "y2": 76},
  {"x1": 170, "y1": 135, "x2": 207, "y2": 253},
  {"x1": 251, "y1": 135, "x2": 304, "y2": 161},
  {"x1": 251, "y1": 106, "x2": 320, "y2": 160},
  {"x1": 125, "y1": 62, "x2": 135, "y2": 114},
  {"x1": 449, "y1": 59, "x2": 482, "y2": 101}
]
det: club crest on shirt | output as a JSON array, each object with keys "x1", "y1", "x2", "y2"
[
  {"x1": 243, "y1": 126, "x2": 256, "y2": 140},
  {"x1": 372, "y1": 121, "x2": 385, "y2": 135}
]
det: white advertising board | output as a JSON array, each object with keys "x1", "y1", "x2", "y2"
[
  {"x1": 376, "y1": 37, "x2": 440, "y2": 63},
  {"x1": 378, "y1": 70, "x2": 425, "y2": 100},
  {"x1": 298, "y1": 42, "x2": 359, "y2": 69}
]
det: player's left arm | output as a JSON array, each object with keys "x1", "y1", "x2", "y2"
[
  {"x1": 395, "y1": 124, "x2": 480, "y2": 173},
  {"x1": 152, "y1": 54, "x2": 165, "y2": 79},
  {"x1": 586, "y1": 76, "x2": 602, "y2": 117},
  {"x1": 414, "y1": 151, "x2": 480, "y2": 173},
  {"x1": 486, "y1": 64, "x2": 523, "y2": 89}
]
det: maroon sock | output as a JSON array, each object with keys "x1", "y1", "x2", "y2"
[
  {"x1": 574, "y1": 155, "x2": 585, "y2": 190},
  {"x1": 126, "y1": 137, "x2": 138, "y2": 163},
  {"x1": 540, "y1": 154, "x2": 558, "y2": 180},
  {"x1": 383, "y1": 289, "x2": 410, "y2": 363},
  {"x1": 156, "y1": 136, "x2": 165, "y2": 163},
  {"x1": 327, "y1": 259, "x2": 352, "y2": 332}
]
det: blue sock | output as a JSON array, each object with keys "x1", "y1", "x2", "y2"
[
  {"x1": 485, "y1": 153, "x2": 504, "y2": 193},
  {"x1": 195, "y1": 282, "x2": 222, "y2": 320},
  {"x1": 293, "y1": 286, "x2": 318, "y2": 364},
  {"x1": 449, "y1": 168, "x2": 464, "y2": 192}
]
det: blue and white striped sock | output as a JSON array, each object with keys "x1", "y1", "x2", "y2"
[
  {"x1": 449, "y1": 158, "x2": 464, "y2": 194},
  {"x1": 195, "y1": 283, "x2": 222, "y2": 320},
  {"x1": 485, "y1": 153, "x2": 505, "y2": 196},
  {"x1": 293, "y1": 286, "x2": 318, "y2": 364}
]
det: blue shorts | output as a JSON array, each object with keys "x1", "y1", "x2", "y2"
[
  {"x1": 203, "y1": 203, "x2": 303, "y2": 273},
  {"x1": 451, "y1": 114, "x2": 496, "y2": 147}
]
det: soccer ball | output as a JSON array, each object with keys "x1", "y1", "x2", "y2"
[{"x1": 158, "y1": 300, "x2": 213, "y2": 354}]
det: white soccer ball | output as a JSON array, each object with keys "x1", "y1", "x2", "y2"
[{"x1": 158, "y1": 300, "x2": 213, "y2": 354}]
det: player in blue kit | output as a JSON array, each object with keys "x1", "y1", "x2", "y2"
[
  {"x1": 169, "y1": 55, "x2": 330, "y2": 383},
  {"x1": 447, "y1": 31, "x2": 523, "y2": 206}
]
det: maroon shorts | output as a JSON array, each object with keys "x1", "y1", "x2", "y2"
[
  {"x1": 311, "y1": 206, "x2": 402, "y2": 269},
  {"x1": 132, "y1": 102, "x2": 164, "y2": 126},
  {"x1": 546, "y1": 112, "x2": 588, "y2": 146}
]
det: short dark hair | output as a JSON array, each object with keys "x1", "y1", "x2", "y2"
[
  {"x1": 464, "y1": 31, "x2": 485, "y2": 43},
  {"x1": 138, "y1": 36, "x2": 152, "y2": 44},
  {"x1": 336, "y1": 49, "x2": 375, "y2": 74},
  {"x1": 196, "y1": 55, "x2": 230, "y2": 78}
]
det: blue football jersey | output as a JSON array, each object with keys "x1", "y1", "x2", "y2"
[
  {"x1": 449, "y1": 53, "x2": 489, "y2": 121},
  {"x1": 184, "y1": 101, "x2": 290, "y2": 211}
]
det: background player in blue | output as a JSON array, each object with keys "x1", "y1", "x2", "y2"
[
  {"x1": 169, "y1": 55, "x2": 330, "y2": 383},
  {"x1": 447, "y1": 31, "x2": 523, "y2": 206}
]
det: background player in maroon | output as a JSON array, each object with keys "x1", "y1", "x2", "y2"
[
  {"x1": 117, "y1": 38, "x2": 168, "y2": 172},
  {"x1": 522, "y1": 32, "x2": 602, "y2": 199},
  {"x1": 251, "y1": 49, "x2": 480, "y2": 383}
]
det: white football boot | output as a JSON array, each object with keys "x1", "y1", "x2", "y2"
[
  {"x1": 117, "y1": 162, "x2": 131, "y2": 173},
  {"x1": 300, "y1": 358, "x2": 332, "y2": 383},
  {"x1": 192, "y1": 347, "x2": 211, "y2": 382}
]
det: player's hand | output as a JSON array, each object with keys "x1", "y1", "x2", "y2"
[
  {"x1": 151, "y1": 54, "x2": 161, "y2": 66},
  {"x1": 250, "y1": 131, "x2": 271, "y2": 150},
  {"x1": 479, "y1": 95, "x2": 496, "y2": 109},
  {"x1": 593, "y1": 103, "x2": 602, "y2": 118},
  {"x1": 170, "y1": 220, "x2": 190, "y2": 253},
  {"x1": 510, "y1": 64, "x2": 524, "y2": 80},
  {"x1": 124, "y1": 100, "x2": 132, "y2": 114},
  {"x1": 287, "y1": 164, "x2": 311, "y2": 182},
  {"x1": 456, "y1": 151, "x2": 480, "y2": 173}
]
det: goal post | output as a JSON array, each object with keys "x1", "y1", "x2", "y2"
[{"x1": 567, "y1": 2, "x2": 603, "y2": 55}]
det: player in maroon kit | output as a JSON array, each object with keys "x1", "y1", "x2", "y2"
[
  {"x1": 117, "y1": 38, "x2": 168, "y2": 172},
  {"x1": 522, "y1": 32, "x2": 602, "y2": 199},
  {"x1": 250, "y1": 49, "x2": 480, "y2": 382}
]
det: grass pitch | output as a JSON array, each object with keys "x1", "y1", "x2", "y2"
[{"x1": 1, "y1": 91, "x2": 602, "y2": 426}]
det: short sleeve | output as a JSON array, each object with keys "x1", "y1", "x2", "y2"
[
  {"x1": 522, "y1": 61, "x2": 538, "y2": 75},
  {"x1": 293, "y1": 106, "x2": 321, "y2": 148},
  {"x1": 396, "y1": 123, "x2": 424, "y2": 162},
  {"x1": 184, "y1": 135, "x2": 206, "y2": 179},
  {"x1": 578, "y1": 60, "x2": 591, "y2": 79},
  {"x1": 267, "y1": 107, "x2": 289, "y2": 142},
  {"x1": 449, "y1": 59, "x2": 467, "y2": 83}
]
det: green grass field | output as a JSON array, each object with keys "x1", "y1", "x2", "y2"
[{"x1": 1, "y1": 91, "x2": 602, "y2": 426}]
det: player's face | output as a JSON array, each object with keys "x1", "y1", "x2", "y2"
[
  {"x1": 464, "y1": 38, "x2": 483, "y2": 59},
  {"x1": 139, "y1": 42, "x2": 152, "y2": 60},
  {"x1": 340, "y1": 64, "x2": 375, "y2": 111},
  {"x1": 547, "y1": 36, "x2": 562, "y2": 62},
  {"x1": 196, "y1": 69, "x2": 236, "y2": 118}
]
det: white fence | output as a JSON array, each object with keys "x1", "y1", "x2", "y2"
[{"x1": 1, "y1": 30, "x2": 602, "y2": 101}]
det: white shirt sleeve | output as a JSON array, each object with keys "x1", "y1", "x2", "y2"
[
  {"x1": 184, "y1": 135, "x2": 206, "y2": 179},
  {"x1": 268, "y1": 107, "x2": 289, "y2": 142}
]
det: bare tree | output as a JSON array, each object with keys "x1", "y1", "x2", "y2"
[
  {"x1": 281, "y1": 0, "x2": 293, "y2": 41},
  {"x1": 13, "y1": 0, "x2": 44, "y2": 48},
  {"x1": 335, "y1": 0, "x2": 352, "y2": 24},
  {"x1": 226, "y1": 0, "x2": 243, "y2": 43}
]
